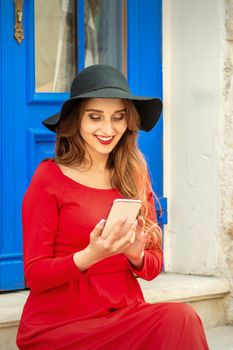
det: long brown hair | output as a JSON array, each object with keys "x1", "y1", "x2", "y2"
[{"x1": 54, "y1": 99, "x2": 162, "y2": 251}]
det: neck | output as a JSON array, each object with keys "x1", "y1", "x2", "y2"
[{"x1": 84, "y1": 153, "x2": 109, "y2": 173}]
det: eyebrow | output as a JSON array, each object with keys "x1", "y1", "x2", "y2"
[{"x1": 85, "y1": 108, "x2": 126, "y2": 113}]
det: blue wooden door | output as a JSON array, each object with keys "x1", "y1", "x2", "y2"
[{"x1": 0, "y1": 0, "x2": 164, "y2": 291}]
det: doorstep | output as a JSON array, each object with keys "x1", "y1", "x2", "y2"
[
  {"x1": 0, "y1": 272, "x2": 230, "y2": 328},
  {"x1": 0, "y1": 291, "x2": 28, "y2": 328},
  {"x1": 205, "y1": 326, "x2": 233, "y2": 350},
  {"x1": 139, "y1": 272, "x2": 231, "y2": 329},
  {"x1": 138, "y1": 272, "x2": 230, "y2": 303}
]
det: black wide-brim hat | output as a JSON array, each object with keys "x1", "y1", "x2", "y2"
[{"x1": 42, "y1": 64, "x2": 162, "y2": 132}]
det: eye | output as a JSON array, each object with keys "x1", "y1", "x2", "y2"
[
  {"x1": 112, "y1": 113, "x2": 125, "y2": 121},
  {"x1": 89, "y1": 113, "x2": 103, "y2": 120}
]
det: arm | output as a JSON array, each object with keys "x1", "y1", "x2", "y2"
[
  {"x1": 23, "y1": 163, "x2": 139, "y2": 293},
  {"x1": 128, "y1": 248, "x2": 163, "y2": 280},
  {"x1": 22, "y1": 166, "x2": 82, "y2": 294},
  {"x1": 127, "y1": 191, "x2": 163, "y2": 280}
]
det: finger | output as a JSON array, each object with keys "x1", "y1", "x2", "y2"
[
  {"x1": 146, "y1": 223, "x2": 159, "y2": 234},
  {"x1": 115, "y1": 233, "x2": 134, "y2": 252},
  {"x1": 137, "y1": 215, "x2": 145, "y2": 228},
  {"x1": 114, "y1": 218, "x2": 128, "y2": 231},
  {"x1": 91, "y1": 219, "x2": 106, "y2": 239},
  {"x1": 135, "y1": 216, "x2": 144, "y2": 233},
  {"x1": 116, "y1": 223, "x2": 137, "y2": 248},
  {"x1": 142, "y1": 224, "x2": 159, "y2": 243},
  {"x1": 119, "y1": 219, "x2": 138, "y2": 240},
  {"x1": 121, "y1": 218, "x2": 135, "y2": 233},
  {"x1": 108, "y1": 218, "x2": 131, "y2": 242}
]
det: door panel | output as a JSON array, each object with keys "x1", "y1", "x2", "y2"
[
  {"x1": 127, "y1": 0, "x2": 163, "y2": 196},
  {"x1": 0, "y1": 0, "x2": 26, "y2": 290},
  {"x1": 0, "y1": 0, "x2": 163, "y2": 291}
]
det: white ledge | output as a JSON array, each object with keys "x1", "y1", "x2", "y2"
[
  {"x1": 139, "y1": 272, "x2": 230, "y2": 303},
  {"x1": 0, "y1": 291, "x2": 28, "y2": 327},
  {"x1": 0, "y1": 273, "x2": 230, "y2": 327}
]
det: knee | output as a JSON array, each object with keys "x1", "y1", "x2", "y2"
[{"x1": 161, "y1": 302, "x2": 201, "y2": 325}]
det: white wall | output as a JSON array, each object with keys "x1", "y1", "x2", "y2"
[{"x1": 163, "y1": 0, "x2": 224, "y2": 275}]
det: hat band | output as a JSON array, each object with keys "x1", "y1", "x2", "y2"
[{"x1": 71, "y1": 85, "x2": 129, "y2": 97}]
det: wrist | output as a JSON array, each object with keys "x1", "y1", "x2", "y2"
[
  {"x1": 73, "y1": 246, "x2": 98, "y2": 271},
  {"x1": 127, "y1": 251, "x2": 145, "y2": 269}
]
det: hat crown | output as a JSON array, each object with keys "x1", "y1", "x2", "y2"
[
  {"x1": 42, "y1": 64, "x2": 162, "y2": 133},
  {"x1": 70, "y1": 64, "x2": 130, "y2": 97}
]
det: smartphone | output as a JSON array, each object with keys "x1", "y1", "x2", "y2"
[{"x1": 101, "y1": 199, "x2": 142, "y2": 238}]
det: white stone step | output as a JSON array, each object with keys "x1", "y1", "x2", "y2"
[
  {"x1": 139, "y1": 272, "x2": 230, "y2": 328},
  {"x1": 0, "y1": 291, "x2": 28, "y2": 350},
  {"x1": 0, "y1": 273, "x2": 230, "y2": 350},
  {"x1": 205, "y1": 326, "x2": 233, "y2": 350},
  {"x1": 139, "y1": 272, "x2": 230, "y2": 303}
]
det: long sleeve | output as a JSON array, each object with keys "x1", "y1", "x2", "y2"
[
  {"x1": 22, "y1": 162, "x2": 82, "y2": 293},
  {"x1": 129, "y1": 190, "x2": 163, "y2": 280}
]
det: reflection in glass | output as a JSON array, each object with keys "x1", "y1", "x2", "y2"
[
  {"x1": 84, "y1": 0, "x2": 127, "y2": 74},
  {"x1": 35, "y1": 0, "x2": 77, "y2": 92}
]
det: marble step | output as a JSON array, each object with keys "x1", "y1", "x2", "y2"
[
  {"x1": 205, "y1": 326, "x2": 233, "y2": 350},
  {"x1": 1, "y1": 325, "x2": 233, "y2": 350},
  {"x1": 0, "y1": 273, "x2": 231, "y2": 350},
  {"x1": 139, "y1": 272, "x2": 230, "y2": 328}
]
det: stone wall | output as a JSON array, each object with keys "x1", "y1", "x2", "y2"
[
  {"x1": 163, "y1": 0, "x2": 223, "y2": 275},
  {"x1": 163, "y1": 0, "x2": 233, "y2": 323},
  {"x1": 219, "y1": 0, "x2": 233, "y2": 323}
]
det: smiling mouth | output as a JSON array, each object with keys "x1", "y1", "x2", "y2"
[{"x1": 95, "y1": 135, "x2": 115, "y2": 144}]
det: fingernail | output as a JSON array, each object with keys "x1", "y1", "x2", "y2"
[
  {"x1": 98, "y1": 219, "x2": 105, "y2": 226},
  {"x1": 131, "y1": 220, "x2": 137, "y2": 227}
]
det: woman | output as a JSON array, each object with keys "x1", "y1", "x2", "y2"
[{"x1": 17, "y1": 64, "x2": 209, "y2": 350}]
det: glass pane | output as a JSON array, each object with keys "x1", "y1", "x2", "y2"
[
  {"x1": 84, "y1": 0, "x2": 127, "y2": 75},
  {"x1": 35, "y1": 0, "x2": 77, "y2": 92}
]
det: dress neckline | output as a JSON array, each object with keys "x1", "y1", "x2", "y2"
[{"x1": 48, "y1": 159, "x2": 118, "y2": 192}]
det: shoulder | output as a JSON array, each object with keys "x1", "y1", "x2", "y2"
[
  {"x1": 30, "y1": 159, "x2": 54, "y2": 183},
  {"x1": 22, "y1": 159, "x2": 65, "y2": 209},
  {"x1": 33, "y1": 158, "x2": 55, "y2": 178},
  {"x1": 27, "y1": 159, "x2": 64, "y2": 195},
  {"x1": 22, "y1": 160, "x2": 65, "y2": 212}
]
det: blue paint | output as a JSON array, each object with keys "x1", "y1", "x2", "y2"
[
  {"x1": 26, "y1": 129, "x2": 56, "y2": 185},
  {"x1": 78, "y1": 0, "x2": 85, "y2": 71},
  {"x1": 0, "y1": 0, "x2": 3, "y2": 254},
  {"x1": 0, "y1": 0, "x2": 25, "y2": 290},
  {"x1": 127, "y1": 0, "x2": 166, "y2": 224}
]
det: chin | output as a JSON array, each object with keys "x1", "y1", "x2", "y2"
[
  {"x1": 97, "y1": 144, "x2": 117, "y2": 154},
  {"x1": 98, "y1": 149, "x2": 114, "y2": 156}
]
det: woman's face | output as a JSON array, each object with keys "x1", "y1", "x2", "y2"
[{"x1": 80, "y1": 98, "x2": 128, "y2": 158}]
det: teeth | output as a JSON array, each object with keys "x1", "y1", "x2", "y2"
[{"x1": 97, "y1": 136, "x2": 113, "y2": 141}]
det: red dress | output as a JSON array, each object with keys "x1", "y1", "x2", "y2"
[{"x1": 17, "y1": 159, "x2": 209, "y2": 350}]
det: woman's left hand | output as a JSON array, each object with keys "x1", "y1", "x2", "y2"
[{"x1": 122, "y1": 216, "x2": 156, "y2": 268}]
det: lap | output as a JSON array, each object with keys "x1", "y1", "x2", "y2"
[{"x1": 17, "y1": 302, "x2": 209, "y2": 350}]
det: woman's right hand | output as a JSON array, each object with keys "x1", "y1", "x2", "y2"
[{"x1": 73, "y1": 218, "x2": 137, "y2": 271}]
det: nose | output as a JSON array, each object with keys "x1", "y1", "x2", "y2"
[{"x1": 101, "y1": 119, "x2": 115, "y2": 135}]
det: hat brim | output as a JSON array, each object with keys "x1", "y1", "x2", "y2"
[{"x1": 42, "y1": 88, "x2": 162, "y2": 132}]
